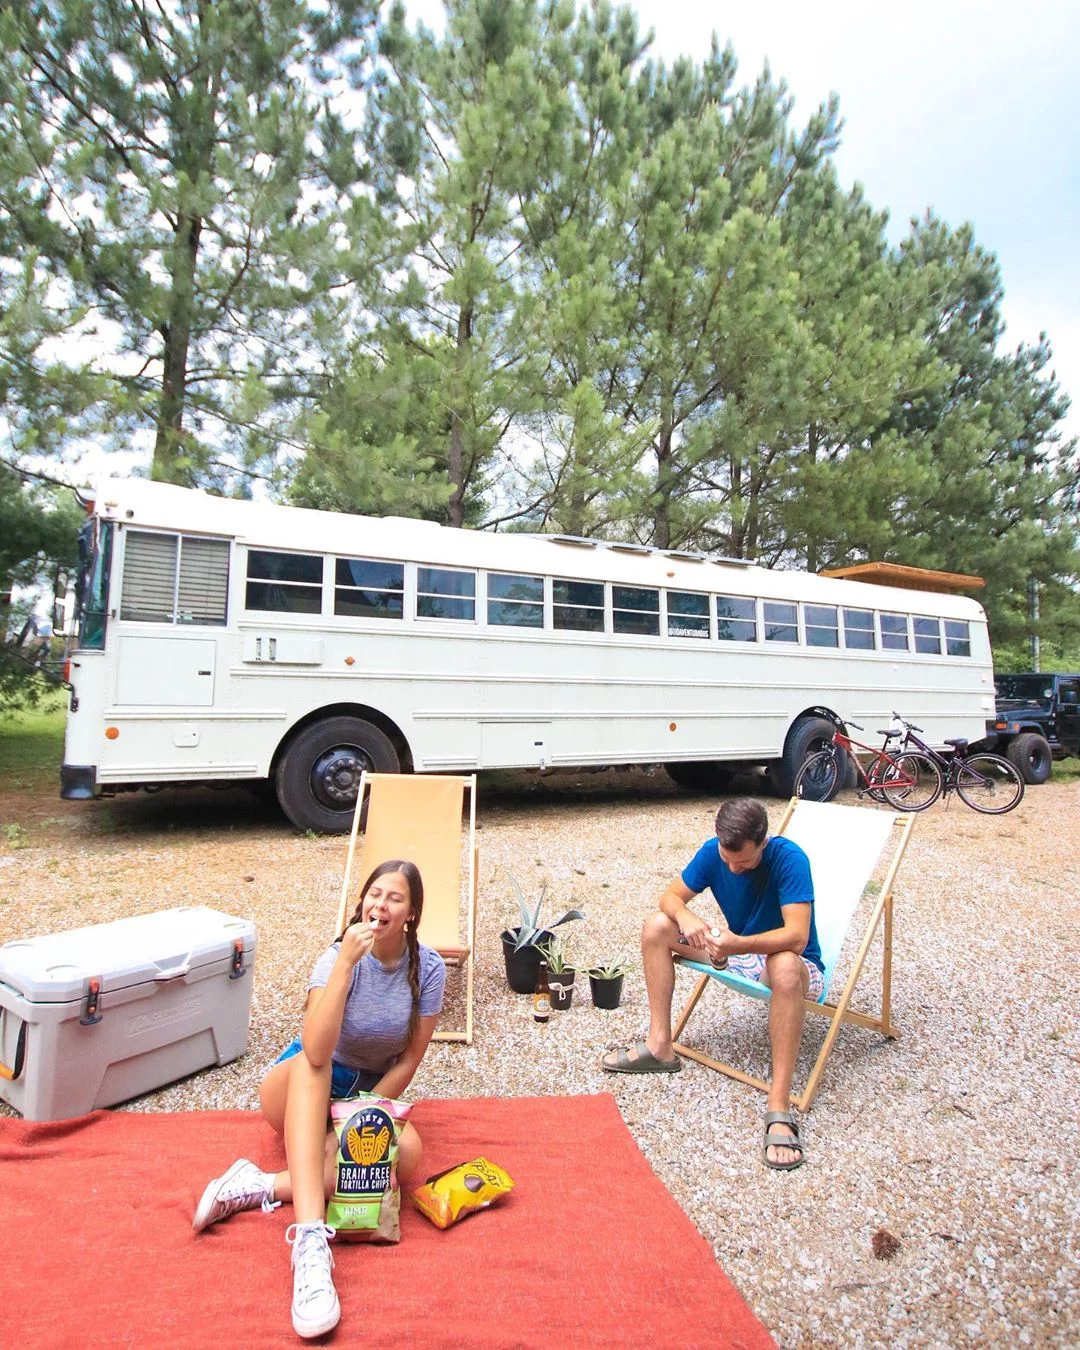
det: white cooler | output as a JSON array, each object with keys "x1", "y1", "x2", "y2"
[{"x1": 0, "y1": 906, "x2": 257, "y2": 1121}]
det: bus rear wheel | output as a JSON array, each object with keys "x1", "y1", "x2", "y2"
[{"x1": 276, "y1": 716, "x2": 400, "y2": 833}]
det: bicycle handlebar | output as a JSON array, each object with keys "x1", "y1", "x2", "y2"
[{"x1": 890, "y1": 712, "x2": 924, "y2": 733}]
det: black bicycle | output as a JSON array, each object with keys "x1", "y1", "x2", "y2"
[{"x1": 886, "y1": 713, "x2": 1024, "y2": 814}]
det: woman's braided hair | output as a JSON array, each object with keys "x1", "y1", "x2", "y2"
[{"x1": 341, "y1": 859, "x2": 425, "y2": 1042}]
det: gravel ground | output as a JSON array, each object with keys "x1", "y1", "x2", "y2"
[{"x1": 1, "y1": 766, "x2": 1078, "y2": 1348}]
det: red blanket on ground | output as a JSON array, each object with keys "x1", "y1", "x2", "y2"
[{"x1": 0, "y1": 1093, "x2": 774, "y2": 1348}]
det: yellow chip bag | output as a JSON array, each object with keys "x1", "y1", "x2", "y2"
[{"x1": 412, "y1": 1156, "x2": 514, "y2": 1230}]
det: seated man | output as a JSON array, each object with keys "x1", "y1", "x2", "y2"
[{"x1": 601, "y1": 797, "x2": 823, "y2": 1170}]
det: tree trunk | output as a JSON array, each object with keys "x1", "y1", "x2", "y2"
[
  {"x1": 653, "y1": 386, "x2": 674, "y2": 549},
  {"x1": 448, "y1": 301, "x2": 474, "y2": 528},
  {"x1": 153, "y1": 208, "x2": 203, "y2": 485}
]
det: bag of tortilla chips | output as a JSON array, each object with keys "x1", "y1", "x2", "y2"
[
  {"x1": 412, "y1": 1156, "x2": 514, "y2": 1230},
  {"x1": 327, "y1": 1093, "x2": 412, "y2": 1242}
]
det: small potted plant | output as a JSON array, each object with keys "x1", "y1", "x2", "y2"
[
  {"x1": 587, "y1": 954, "x2": 634, "y2": 1010},
  {"x1": 501, "y1": 872, "x2": 584, "y2": 995},
  {"x1": 538, "y1": 936, "x2": 576, "y2": 1010}
]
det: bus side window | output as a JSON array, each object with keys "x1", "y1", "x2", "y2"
[
  {"x1": 487, "y1": 573, "x2": 543, "y2": 627},
  {"x1": 120, "y1": 531, "x2": 229, "y2": 626},
  {"x1": 842, "y1": 607, "x2": 875, "y2": 650},
  {"x1": 335, "y1": 559, "x2": 404, "y2": 619},
  {"x1": 417, "y1": 566, "x2": 476, "y2": 620},
  {"x1": 613, "y1": 586, "x2": 659, "y2": 636},
  {"x1": 914, "y1": 617, "x2": 942, "y2": 654},
  {"x1": 763, "y1": 601, "x2": 798, "y2": 643},
  {"x1": 246, "y1": 550, "x2": 322, "y2": 614},
  {"x1": 667, "y1": 591, "x2": 709, "y2": 639},
  {"x1": 805, "y1": 604, "x2": 839, "y2": 647},
  {"x1": 121, "y1": 531, "x2": 178, "y2": 622},
  {"x1": 880, "y1": 613, "x2": 910, "y2": 651},
  {"x1": 553, "y1": 579, "x2": 604, "y2": 632},
  {"x1": 944, "y1": 620, "x2": 971, "y2": 657},
  {"x1": 715, "y1": 595, "x2": 756, "y2": 641}
]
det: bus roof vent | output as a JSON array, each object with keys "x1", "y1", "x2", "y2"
[
  {"x1": 608, "y1": 543, "x2": 653, "y2": 555},
  {"x1": 707, "y1": 554, "x2": 754, "y2": 567},
  {"x1": 664, "y1": 549, "x2": 707, "y2": 562},
  {"x1": 547, "y1": 534, "x2": 599, "y2": 548}
]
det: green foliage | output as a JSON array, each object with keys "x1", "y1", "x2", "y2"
[
  {"x1": 0, "y1": 0, "x2": 1075, "y2": 655},
  {"x1": 1, "y1": 0, "x2": 381, "y2": 487},
  {"x1": 0, "y1": 467, "x2": 82, "y2": 713},
  {"x1": 587, "y1": 953, "x2": 634, "y2": 979},
  {"x1": 502, "y1": 869, "x2": 585, "y2": 951}
]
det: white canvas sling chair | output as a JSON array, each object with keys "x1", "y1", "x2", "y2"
[
  {"x1": 672, "y1": 797, "x2": 915, "y2": 1111},
  {"x1": 336, "y1": 772, "x2": 477, "y2": 1045}
]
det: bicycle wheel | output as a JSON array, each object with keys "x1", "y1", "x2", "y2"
[
  {"x1": 794, "y1": 749, "x2": 841, "y2": 802},
  {"x1": 879, "y1": 752, "x2": 944, "y2": 811},
  {"x1": 954, "y1": 753, "x2": 1024, "y2": 814}
]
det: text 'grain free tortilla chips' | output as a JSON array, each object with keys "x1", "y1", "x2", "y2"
[
  {"x1": 412, "y1": 1157, "x2": 514, "y2": 1230},
  {"x1": 327, "y1": 1093, "x2": 412, "y2": 1242}
]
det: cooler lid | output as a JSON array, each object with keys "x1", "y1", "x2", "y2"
[{"x1": 0, "y1": 906, "x2": 257, "y2": 1005}]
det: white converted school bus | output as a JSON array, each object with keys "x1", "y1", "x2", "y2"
[{"x1": 61, "y1": 479, "x2": 995, "y2": 830}]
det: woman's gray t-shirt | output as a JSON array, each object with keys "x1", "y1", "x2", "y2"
[{"x1": 309, "y1": 941, "x2": 446, "y2": 1072}]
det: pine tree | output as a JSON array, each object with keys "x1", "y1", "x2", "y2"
[{"x1": 1, "y1": 0, "x2": 380, "y2": 486}]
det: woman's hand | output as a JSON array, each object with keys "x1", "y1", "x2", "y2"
[{"x1": 339, "y1": 918, "x2": 377, "y2": 967}]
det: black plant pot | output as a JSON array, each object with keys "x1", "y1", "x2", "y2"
[
  {"x1": 588, "y1": 973, "x2": 625, "y2": 1009},
  {"x1": 548, "y1": 970, "x2": 576, "y2": 1010},
  {"x1": 501, "y1": 929, "x2": 553, "y2": 994}
]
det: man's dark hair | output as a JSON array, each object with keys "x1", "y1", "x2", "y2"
[{"x1": 714, "y1": 798, "x2": 768, "y2": 850}]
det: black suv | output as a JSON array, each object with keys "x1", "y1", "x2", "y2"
[{"x1": 983, "y1": 673, "x2": 1080, "y2": 783}]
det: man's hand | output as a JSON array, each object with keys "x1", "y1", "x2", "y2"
[{"x1": 677, "y1": 908, "x2": 730, "y2": 963}]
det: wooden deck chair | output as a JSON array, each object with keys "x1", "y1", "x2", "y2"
[
  {"x1": 672, "y1": 798, "x2": 915, "y2": 1111},
  {"x1": 336, "y1": 772, "x2": 477, "y2": 1045}
]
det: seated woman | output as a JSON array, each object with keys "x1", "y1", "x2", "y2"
[{"x1": 192, "y1": 859, "x2": 445, "y2": 1339}]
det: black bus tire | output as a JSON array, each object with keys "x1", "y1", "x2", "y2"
[
  {"x1": 771, "y1": 716, "x2": 837, "y2": 798},
  {"x1": 276, "y1": 716, "x2": 400, "y2": 833},
  {"x1": 1005, "y1": 733, "x2": 1052, "y2": 784}
]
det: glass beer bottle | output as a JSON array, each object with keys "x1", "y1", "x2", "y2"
[{"x1": 533, "y1": 961, "x2": 551, "y2": 1023}]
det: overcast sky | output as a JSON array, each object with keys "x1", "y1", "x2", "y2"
[{"x1": 405, "y1": 0, "x2": 1080, "y2": 442}]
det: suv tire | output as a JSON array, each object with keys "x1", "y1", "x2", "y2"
[{"x1": 1005, "y1": 732, "x2": 1052, "y2": 785}]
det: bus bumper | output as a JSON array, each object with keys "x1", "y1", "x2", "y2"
[{"x1": 60, "y1": 764, "x2": 97, "y2": 800}]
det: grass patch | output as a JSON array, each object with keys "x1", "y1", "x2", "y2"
[
  {"x1": 0, "y1": 696, "x2": 67, "y2": 781},
  {"x1": 1050, "y1": 759, "x2": 1080, "y2": 784}
]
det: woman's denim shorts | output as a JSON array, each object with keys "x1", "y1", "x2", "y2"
[{"x1": 274, "y1": 1038, "x2": 382, "y2": 1098}]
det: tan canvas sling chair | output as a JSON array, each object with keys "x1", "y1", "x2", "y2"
[{"x1": 336, "y1": 771, "x2": 477, "y2": 1044}]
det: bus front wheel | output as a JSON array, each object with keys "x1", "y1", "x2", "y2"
[{"x1": 276, "y1": 716, "x2": 400, "y2": 833}]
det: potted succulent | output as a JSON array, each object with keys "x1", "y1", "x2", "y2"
[
  {"x1": 501, "y1": 872, "x2": 584, "y2": 995},
  {"x1": 587, "y1": 954, "x2": 634, "y2": 1010},
  {"x1": 538, "y1": 936, "x2": 576, "y2": 1010}
]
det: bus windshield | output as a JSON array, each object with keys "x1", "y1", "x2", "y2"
[{"x1": 73, "y1": 517, "x2": 113, "y2": 649}]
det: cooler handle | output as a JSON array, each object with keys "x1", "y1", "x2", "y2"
[{"x1": 153, "y1": 960, "x2": 192, "y2": 982}]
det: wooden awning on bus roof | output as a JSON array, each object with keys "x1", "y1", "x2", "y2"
[{"x1": 818, "y1": 562, "x2": 985, "y2": 593}]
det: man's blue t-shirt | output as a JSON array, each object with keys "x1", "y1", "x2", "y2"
[{"x1": 681, "y1": 835, "x2": 823, "y2": 972}]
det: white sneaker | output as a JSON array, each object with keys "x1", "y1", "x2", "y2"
[
  {"x1": 192, "y1": 1158, "x2": 279, "y2": 1232},
  {"x1": 286, "y1": 1222, "x2": 340, "y2": 1339}
]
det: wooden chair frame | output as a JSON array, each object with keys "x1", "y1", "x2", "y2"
[
  {"x1": 337, "y1": 771, "x2": 477, "y2": 1044},
  {"x1": 672, "y1": 798, "x2": 915, "y2": 1111}
]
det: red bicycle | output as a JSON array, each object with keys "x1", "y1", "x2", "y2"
[{"x1": 793, "y1": 711, "x2": 943, "y2": 811}]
